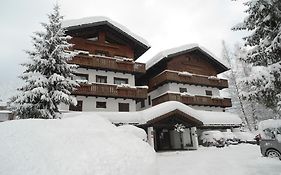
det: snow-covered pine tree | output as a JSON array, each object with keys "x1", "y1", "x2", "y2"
[
  {"x1": 9, "y1": 4, "x2": 78, "y2": 119},
  {"x1": 232, "y1": 0, "x2": 281, "y2": 117},
  {"x1": 222, "y1": 42, "x2": 276, "y2": 130}
]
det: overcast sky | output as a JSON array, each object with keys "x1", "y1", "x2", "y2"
[{"x1": 0, "y1": 0, "x2": 248, "y2": 101}]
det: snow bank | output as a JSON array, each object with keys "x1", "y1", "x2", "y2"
[
  {"x1": 62, "y1": 16, "x2": 150, "y2": 47},
  {"x1": 118, "y1": 124, "x2": 147, "y2": 141},
  {"x1": 0, "y1": 114, "x2": 156, "y2": 175}
]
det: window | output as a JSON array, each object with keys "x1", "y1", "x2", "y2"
[
  {"x1": 140, "y1": 100, "x2": 145, "y2": 108},
  {"x1": 114, "y1": 77, "x2": 128, "y2": 85},
  {"x1": 96, "y1": 102, "x2": 106, "y2": 108},
  {"x1": 87, "y1": 36, "x2": 98, "y2": 42},
  {"x1": 205, "y1": 90, "x2": 213, "y2": 96},
  {"x1": 95, "y1": 50, "x2": 109, "y2": 56},
  {"x1": 179, "y1": 88, "x2": 187, "y2": 93},
  {"x1": 148, "y1": 96, "x2": 151, "y2": 105},
  {"x1": 69, "y1": 101, "x2": 83, "y2": 111},
  {"x1": 74, "y1": 74, "x2": 88, "y2": 81},
  {"x1": 96, "y1": 75, "x2": 107, "y2": 83},
  {"x1": 119, "y1": 103, "x2": 129, "y2": 112}
]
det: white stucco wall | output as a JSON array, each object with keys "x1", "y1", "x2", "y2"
[
  {"x1": 60, "y1": 96, "x2": 136, "y2": 112},
  {"x1": 136, "y1": 82, "x2": 226, "y2": 111},
  {"x1": 76, "y1": 68, "x2": 135, "y2": 85}
]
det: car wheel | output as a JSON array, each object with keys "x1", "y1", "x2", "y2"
[{"x1": 266, "y1": 149, "x2": 281, "y2": 160}]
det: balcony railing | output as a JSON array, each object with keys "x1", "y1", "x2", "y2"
[
  {"x1": 148, "y1": 70, "x2": 228, "y2": 91},
  {"x1": 72, "y1": 83, "x2": 148, "y2": 99},
  {"x1": 68, "y1": 55, "x2": 146, "y2": 74},
  {"x1": 152, "y1": 93, "x2": 232, "y2": 107}
]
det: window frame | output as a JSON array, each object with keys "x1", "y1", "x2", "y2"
[
  {"x1": 118, "y1": 103, "x2": 129, "y2": 112},
  {"x1": 96, "y1": 75, "x2": 107, "y2": 83},
  {"x1": 69, "y1": 100, "x2": 83, "y2": 111},
  {"x1": 205, "y1": 90, "x2": 213, "y2": 96},
  {"x1": 179, "y1": 87, "x2": 188, "y2": 93},
  {"x1": 74, "y1": 73, "x2": 89, "y2": 81},
  {"x1": 96, "y1": 101, "x2": 107, "y2": 109},
  {"x1": 114, "y1": 77, "x2": 129, "y2": 85}
]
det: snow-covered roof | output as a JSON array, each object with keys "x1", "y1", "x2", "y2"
[
  {"x1": 196, "y1": 110, "x2": 242, "y2": 126},
  {"x1": 146, "y1": 44, "x2": 229, "y2": 73},
  {"x1": 64, "y1": 101, "x2": 242, "y2": 127},
  {"x1": 62, "y1": 16, "x2": 150, "y2": 48}
]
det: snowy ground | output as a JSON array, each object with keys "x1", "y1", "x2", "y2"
[{"x1": 157, "y1": 144, "x2": 281, "y2": 175}]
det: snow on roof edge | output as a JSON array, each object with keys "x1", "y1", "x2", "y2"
[
  {"x1": 63, "y1": 101, "x2": 242, "y2": 127},
  {"x1": 62, "y1": 16, "x2": 150, "y2": 48}
]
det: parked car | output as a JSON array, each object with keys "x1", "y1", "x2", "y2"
[
  {"x1": 259, "y1": 119, "x2": 281, "y2": 160},
  {"x1": 199, "y1": 130, "x2": 225, "y2": 147}
]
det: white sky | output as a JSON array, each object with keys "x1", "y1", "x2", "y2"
[{"x1": 0, "y1": 0, "x2": 248, "y2": 101}]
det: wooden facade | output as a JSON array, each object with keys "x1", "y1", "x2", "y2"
[
  {"x1": 64, "y1": 19, "x2": 150, "y2": 103},
  {"x1": 148, "y1": 70, "x2": 228, "y2": 91},
  {"x1": 166, "y1": 51, "x2": 221, "y2": 76},
  {"x1": 72, "y1": 83, "x2": 147, "y2": 100},
  {"x1": 152, "y1": 93, "x2": 232, "y2": 107},
  {"x1": 69, "y1": 36, "x2": 134, "y2": 59}
]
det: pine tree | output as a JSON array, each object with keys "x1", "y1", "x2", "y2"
[
  {"x1": 9, "y1": 4, "x2": 78, "y2": 119},
  {"x1": 232, "y1": 0, "x2": 281, "y2": 116},
  {"x1": 222, "y1": 42, "x2": 276, "y2": 130}
]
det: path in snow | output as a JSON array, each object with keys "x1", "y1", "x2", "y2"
[{"x1": 157, "y1": 144, "x2": 281, "y2": 175}]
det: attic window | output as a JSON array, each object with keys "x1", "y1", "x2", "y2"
[
  {"x1": 95, "y1": 50, "x2": 109, "y2": 56},
  {"x1": 205, "y1": 90, "x2": 213, "y2": 96},
  {"x1": 87, "y1": 36, "x2": 98, "y2": 42}
]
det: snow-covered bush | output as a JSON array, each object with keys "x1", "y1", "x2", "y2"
[
  {"x1": 0, "y1": 114, "x2": 156, "y2": 175},
  {"x1": 199, "y1": 130, "x2": 225, "y2": 147},
  {"x1": 233, "y1": 131, "x2": 255, "y2": 143}
]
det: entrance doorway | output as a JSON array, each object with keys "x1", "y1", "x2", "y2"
[{"x1": 155, "y1": 127, "x2": 194, "y2": 151}]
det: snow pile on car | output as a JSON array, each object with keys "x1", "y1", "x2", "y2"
[{"x1": 0, "y1": 114, "x2": 156, "y2": 175}]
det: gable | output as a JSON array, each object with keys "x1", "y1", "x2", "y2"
[
  {"x1": 145, "y1": 45, "x2": 228, "y2": 75},
  {"x1": 166, "y1": 50, "x2": 219, "y2": 76},
  {"x1": 146, "y1": 109, "x2": 203, "y2": 127},
  {"x1": 63, "y1": 17, "x2": 150, "y2": 59}
]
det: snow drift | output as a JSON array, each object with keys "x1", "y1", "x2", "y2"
[{"x1": 0, "y1": 114, "x2": 156, "y2": 175}]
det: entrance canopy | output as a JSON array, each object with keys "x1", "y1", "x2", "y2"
[
  {"x1": 77, "y1": 101, "x2": 242, "y2": 127},
  {"x1": 145, "y1": 109, "x2": 203, "y2": 128}
]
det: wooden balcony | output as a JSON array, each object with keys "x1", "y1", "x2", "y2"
[
  {"x1": 148, "y1": 70, "x2": 228, "y2": 91},
  {"x1": 152, "y1": 93, "x2": 232, "y2": 107},
  {"x1": 72, "y1": 83, "x2": 148, "y2": 99},
  {"x1": 68, "y1": 55, "x2": 146, "y2": 74}
]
